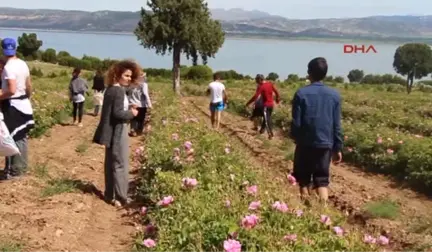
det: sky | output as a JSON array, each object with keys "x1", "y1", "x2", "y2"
[{"x1": 1, "y1": 0, "x2": 431, "y2": 19}]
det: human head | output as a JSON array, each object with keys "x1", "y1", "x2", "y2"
[
  {"x1": 1, "y1": 38, "x2": 17, "y2": 57},
  {"x1": 72, "y1": 68, "x2": 81, "y2": 78},
  {"x1": 255, "y1": 74, "x2": 264, "y2": 84},
  {"x1": 307, "y1": 57, "x2": 328, "y2": 82},
  {"x1": 106, "y1": 60, "x2": 142, "y2": 87},
  {"x1": 213, "y1": 73, "x2": 221, "y2": 81},
  {"x1": 96, "y1": 69, "x2": 103, "y2": 76}
]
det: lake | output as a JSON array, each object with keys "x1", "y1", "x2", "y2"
[{"x1": 0, "y1": 28, "x2": 407, "y2": 79}]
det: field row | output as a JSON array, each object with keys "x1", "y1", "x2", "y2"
[
  {"x1": 182, "y1": 83, "x2": 432, "y2": 194},
  {"x1": 133, "y1": 85, "x2": 383, "y2": 252}
]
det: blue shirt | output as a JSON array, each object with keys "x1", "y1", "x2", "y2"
[{"x1": 290, "y1": 82, "x2": 343, "y2": 151}]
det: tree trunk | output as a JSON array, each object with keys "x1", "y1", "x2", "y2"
[
  {"x1": 406, "y1": 75, "x2": 413, "y2": 94},
  {"x1": 172, "y1": 46, "x2": 181, "y2": 95}
]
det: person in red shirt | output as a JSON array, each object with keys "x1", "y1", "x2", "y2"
[{"x1": 246, "y1": 75, "x2": 280, "y2": 139}]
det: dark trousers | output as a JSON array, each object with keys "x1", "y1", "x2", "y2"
[
  {"x1": 293, "y1": 146, "x2": 332, "y2": 188},
  {"x1": 260, "y1": 106, "x2": 273, "y2": 136},
  {"x1": 73, "y1": 102, "x2": 84, "y2": 123},
  {"x1": 130, "y1": 107, "x2": 147, "y2": 134}
]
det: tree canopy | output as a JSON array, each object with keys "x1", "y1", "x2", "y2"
[
  {"x1": 17, "y1": 33, "x2": 43, "y2": 58},
  {"x1": 347, "y1": 69, "x2": 364, "y2": 83},
  {"x1": 134, "y1": 0, "x2": 225, "y2": 94},
  {"x1": 393, "y1": 43, "x2": 432, "y2": 93}
]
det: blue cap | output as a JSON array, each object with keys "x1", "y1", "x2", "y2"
[{"x1": 1, "y1": 38, "x2": 17, "y2": 56}]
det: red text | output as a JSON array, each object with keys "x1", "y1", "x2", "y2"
[{"x1": 343, "y1": 44, "x2": 377, "y2": 54}]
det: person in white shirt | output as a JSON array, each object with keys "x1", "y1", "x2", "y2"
[
  {"x1": 0, "y1": 38, "x2": 35, "y2": 180},
  {"x1": 206, "y1": 73, "x2": 227, "y2": 130}
]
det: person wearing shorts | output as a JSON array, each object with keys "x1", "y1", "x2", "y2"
[
  {"x1": 290, "y1": 57, "x2": 343, "y2": 205},
  {"x1": 207, "y1": 73, "x2": 227, "y2": 129}
]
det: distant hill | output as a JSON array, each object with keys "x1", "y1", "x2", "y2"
[{"x1": 0, "y1": 7, "x2": 432, "y2": 42}]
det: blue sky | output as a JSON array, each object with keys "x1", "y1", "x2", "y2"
[{"x1": 1, "y1": 0, "x2": 431, "y2": 19}]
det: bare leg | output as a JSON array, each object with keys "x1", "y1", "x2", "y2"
[
  {"x1": 210, "y1": 110, "x2": 216, "y2": 128},
  {"x1": 316, "y1": 187, "x2": 329, "y2": 206},
  {"x1": 216, "y1": 110, "x2": 222, "y2": 129}
]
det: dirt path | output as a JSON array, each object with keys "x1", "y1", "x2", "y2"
[
  {"x1": 0, "y1": 114, "x2": 141, "y2": 251},
  {"x1": 185, "y1": 95, "x2": 432, "y2": 249}
]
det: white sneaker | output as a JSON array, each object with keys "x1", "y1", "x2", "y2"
[{"x1": 78, "y1": 123, "x2": 83, "y2": 127}]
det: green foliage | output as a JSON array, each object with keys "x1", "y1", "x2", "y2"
[
  {"x1": 17, "y1": 33, "x2": 43, "y2": 57},
  {"x1": 214, "y1": 70, "x2": 244, "y2": 80},
  {"x1": 286, "y1": 74, "x2": 299, "y2": 82},
  {"x1": 266, "y1": 72, "x2": 279, "y2": 81},
  {"x1": 41, "y1": 48, "x2": 57, "y2": 63},
  {"x1": 186, "y1": 65, "x2": 213, "y2": 80},
  {"x1": 134, "y1": 0, "x2": 225, "y2": 92},
  {"x1": 347, "y1": 69, "x2": 364, "y2": 83},
  {"x1": 30, "y1": 67, "x2": 43, "y2": 77},
  {"x1": 57, "y1": 51, "x2": 71, "y2": 58},
  {"x1": 393, "y1": 43, "x2": 432, "y2": 79},
  {"x1": 361, "y1": 74, "x2": 405, "y2": 85},
  {"x1": 334, "y1": 76, "x2": 345, "y2": 83}
]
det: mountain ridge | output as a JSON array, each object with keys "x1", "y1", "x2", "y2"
[{"x1": 0, "y1": 7, "x2": 431, "y2": 41}]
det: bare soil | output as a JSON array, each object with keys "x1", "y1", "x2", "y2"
[{"x1": 0, "y1": 114, "x2": 143, "y2": 251}]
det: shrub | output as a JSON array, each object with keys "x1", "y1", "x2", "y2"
[
  {"x1": 42, "y1": 48, "x2": 57, "y2": 63},
  {"x1": 30, "y1": 67, "x2": 43, "y2": 77},
  {"x1": 347, "y1": 69, "x2": 364, "y2": 83},
  {"x1": 266, "y1": 72, "x2": 279, "y2": 81},
  {"x1": 186, "y1": 65, "x2": 213, "y2": 80}
]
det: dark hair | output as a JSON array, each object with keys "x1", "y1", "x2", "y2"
[
  {"x1": 96, "y1": 69, "x2": 103, "y2": 76},
  {"x1": 73, "y1": 68, "x2": 81, "y2": 75},
  {"x1": 255, "y1": 74, "x2": 264, "y2": 82},
  {"x1": 213, "y1": 73, "x2": 221, "y2": 81},
  {"x1": 106, "y1": 60, "x2": 143, "y2": 86},
  {"x1": 307, "y1": 57, "x2": 328, "y2": 81}
]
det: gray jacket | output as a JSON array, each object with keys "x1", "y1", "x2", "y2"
[
  {"x1": 128, "y1": 82, "x2": 152, "y2": 108},
  {"x1": 93, "y1": 86, "x2": 134, "y2": 148}
]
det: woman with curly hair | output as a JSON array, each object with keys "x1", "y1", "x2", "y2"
[{"x1": 93, "y1": 60, "x2": 140, "y2": 207}]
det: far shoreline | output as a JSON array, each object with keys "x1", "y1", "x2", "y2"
[{"x1": 0, "y1": 27, "x2": 429, "y2": 45}]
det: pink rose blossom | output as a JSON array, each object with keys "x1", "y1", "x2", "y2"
[
  {"x1": 143, "y1": 238, "x2": 156, "y2": 248},
  {"x1": 246, "y1": 185, "x2": 258, "y2": 196},
  {"x1": 347, "y1": 147, "x2": 353, "y2": 152},
  {"x1": 184, "y1": 141, "x2": 192, "y2": 150},
  {"x1": 398, "y1": 140, "x2": 403, "y2": 144},
  {"x1": 363, "y1": 235, "x2": 376, "y2": 244},
  {"x1": 333, "y1": 226, "x2": 344, "y2": 236},
  {"x1": 295, "y1": 209, "x2": 303, "y2": 217},
  {"x1": 173, "y1": 148, "x2": 180, "y2": 156},
  {"x1": 157, "y1": 196, "x2": 174, "y2": 206},
  {"x1": 377, "y1": 137, "x2": 383, "y2": 144},
  {"x1": 248, "y1": 201, "x2": 261, "y2": 210},
  {"x1": 225, "y1": 147, "x2": 231, "y2": 154},
  {"x1": 320, "y1": 215, "x2": 331, "y2": 225},
  {"x1": 241, "y1": 214, "x2": 259, "y2": 229},
  {"x1": 386, "y1": 149, "x2": 394, "y2": 154},
  {"x1": 344, "y1": 135, "x2": 348, "y2": 140},
  {"x1": 378, "y1": 235, "x2": 389, "y2": 245},
  {"x1": 283, "y1": 234, "x2": 297, "y2": 242},
  {"x1": 272, "y1": 201, "x2": 289, "y2": 213},
  {"x1": 140, "y1": 206, "x2": 147, "y2": 216},
  {"x1": 223, "y1": 239, "x2": 241, "y2": 252},
  {"x1": 287, "y1": 174, "x2": 297, "y2": 185},
  {"x1": 182, "y1": 177, "x2": 198, "y2": 188}
]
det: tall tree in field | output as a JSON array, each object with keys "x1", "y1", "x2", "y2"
[
  {"x1": 17, "y1": 33, "x2": 43, "y2": 58},
  {"x1": 134, "y1": 0, "x2": 225, "y2": 94},
  {"x1": 393, "y1": 43, "x2": 432, "y2": 94}
]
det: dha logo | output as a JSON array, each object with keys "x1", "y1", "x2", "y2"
[{"x1": 343, "y1": 44, "x2": 377, "y2": 54}]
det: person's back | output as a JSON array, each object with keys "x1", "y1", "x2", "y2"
[
  {"x1": 93, "y1": 74, "x2": 105, "y2": 92},
  {"x1": 290, "y1": 57, "x2": 342, "y2": 206},
  {"x1": 2, "y1": 58, "x2": 32, "y2": 114},
  {"x1": 208, "y1": 81, "x2": 225, "y2": 104},
  {"x1": 258, "y1": 81, "x2": 277, "y2": 107},
  {"x1": 291, "y1": 83, "x2": 340, "y2": 148}
]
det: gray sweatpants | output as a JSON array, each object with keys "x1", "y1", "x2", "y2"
[
  {"x1": 104, "y1": 124, "x2": 129, "y2": 203},
  {"x1": 5, "y1": 137, "x2": 28, "y2": 176}
]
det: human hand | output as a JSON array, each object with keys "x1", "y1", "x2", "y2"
[
  {"x1": 131, "y1": 107, "x2": 138, "y2": 116},
  {"x1": 332, "y1": 151, "x2": 342, "y2": 164}
]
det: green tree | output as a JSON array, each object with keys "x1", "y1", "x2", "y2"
[
  {"x1": 266, "y1": 72, "x2": 279, "y2": 81},
  {"x1": 134, "y1": 0, "x2": 225, "y2": 94},
  {"x1": 286, "y1": 74, "x2": 299, "y2": 82},
  {"x1": 41, "y1": 48, "x2": 57, "y2": 63},
  {"x1": 347, "y1": 69, "x2": 364, "y2": 83},
  {"x1": 393, "y1": 43, "x2": 432, "y2": 94},
  {"x1": 17, "y1": 33, "x2": 43, "y2": 57}
]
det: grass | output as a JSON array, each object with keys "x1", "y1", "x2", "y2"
[
  {"x1": 75, "y1": 140, "x2": 90, "y2": 154},
  {"x1": 41, "y1": 178, "x2": 79, "y2": 197},
  {"x1": 33, "y1": 162, "x2": 50, "y2": 179},
  {"x1": 0, "y1": 240, "x2": 22, "y2": 252},
  {"x1": 133, "y1": 83, "x2": 377, "y2": 251},
  {"x1": 364, "y1": 200, "x2": 400, "y2": 220}
]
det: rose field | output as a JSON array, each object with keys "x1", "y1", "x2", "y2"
[
  {"x1": 3, "y1": 62, "x2": 432, "y2": 251},
  {"x1": 183, "y1": 80, "x2": 432, "y2": 194}
]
